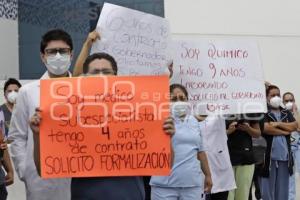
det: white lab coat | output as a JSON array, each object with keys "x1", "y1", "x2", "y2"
[
  {"x1": 9, "y1": 72, "x2": 71, "y2": 200},
  {"x1": 199, "y1": 115, "x2": 236, "y2": 194}
]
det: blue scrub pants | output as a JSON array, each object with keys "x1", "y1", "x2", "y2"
[
  {"x1": 288, "y1": 149, "x2": 300, "y2": 200},
  {"x1": 260, "y1": 160, "x2": 289, "y2": 200},
  {"x1": 151, "y1": 186, "x2": 203, "y2": 200}
]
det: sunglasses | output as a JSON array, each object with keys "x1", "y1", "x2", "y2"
[{"x1": 45, "y1": 48, "x2": 71, "y2": 56}]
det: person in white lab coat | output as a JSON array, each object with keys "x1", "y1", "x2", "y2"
[
  {"x1": 8, "y1": 29, "x2": 73, "y2": 200},
  {"x1": 198, "y1": 115, "x2": 236, "y2": 200}
]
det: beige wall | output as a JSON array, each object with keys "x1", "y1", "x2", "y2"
[
  {"x1": 165, "y1": 0, "x2": 300, "y2": 102},
  {"x1": 0, "y1": 18, "x2": 19, "y2": 80}
]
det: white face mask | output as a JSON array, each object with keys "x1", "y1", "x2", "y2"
[
  {"x1": 269, "y1": 96, "x2": 282, "y2": 108},
  {"x1": 171, "y1": 101, "x2": 191, "y2": 118},
  {"x1": 285, "y1": 102, "x2": 294, "y2": 110},
  {"x1": 7, "y1": 91, "x2": 18, "y2": 104},
  {"x1": 45, "y1": 53, "x2": 71, "y2": 75}
]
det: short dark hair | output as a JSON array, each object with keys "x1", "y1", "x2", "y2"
[
  {"x1": 170, "y1": 84, "x2": 189, "y2": 100},
  {"x1": 40, "y1": 29, "x2": 73, "y2": 53},
  {"x1": 283, "y1": 92, "x2": 295, "y2": 100},
  {"x1": 4, "y1": 78, "x2": 22, "y2": 93},
  {"x1": 266, "y1": 85, "x2": 280, "y2": 96},
  {"x1": 83, "y1": 53, "x2": 118, "y2": 75}
]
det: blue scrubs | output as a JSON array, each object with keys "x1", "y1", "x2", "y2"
[
  {"x1": 261, "y1": 111, "x2": 290, "y2": 200},
  {"x1": 150, "y1": 115, "x2": 204, "y2": 200}
]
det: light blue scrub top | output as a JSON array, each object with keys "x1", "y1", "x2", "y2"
[
  {"x1": 150, "y1": 115, "x2": 204, "y2": 187},
  {"x1": 271, "y1": 111, "x2": 289, "y2": 161}
]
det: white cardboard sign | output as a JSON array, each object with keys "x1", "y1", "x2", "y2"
[
  {"x1": 91, "y1": 3, "x2": 171, "y2": 75},
  {"x1": 171, "y1": 40, "x2": 267, "y2": 115}
]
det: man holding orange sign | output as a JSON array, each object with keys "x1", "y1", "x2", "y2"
[{"x1": 30, "y1": 52, "x2": 175, "y2": 200}]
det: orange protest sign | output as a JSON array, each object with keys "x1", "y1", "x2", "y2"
[{"x1": 39, "y1": 76, "x2": 171, "y2": 178}]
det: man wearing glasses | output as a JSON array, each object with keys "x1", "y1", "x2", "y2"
[
  {"x1": 28, "y1": 27, "x2": 175, "y2": 199},
  {"x1": 8, "y1": 29, "x2": 72, "y2": 200}
]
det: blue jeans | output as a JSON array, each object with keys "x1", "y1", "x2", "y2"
[
  {"x1": 261, "y1": 160, "x2": 289, "y2": 200},
  {"x1": 294, "y1": 148, "x2": 300, "y2": 173},
  {"x1": 288, "y1": 149, "x2": 300, "y2": 200}
]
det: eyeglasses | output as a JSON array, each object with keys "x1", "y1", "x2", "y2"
[
  {"x1": 87, "y1": 68, "x2": 115, "y2": 75},
  {"x1": 44, "y1": 48, "x2": 71, "y2": 56}
]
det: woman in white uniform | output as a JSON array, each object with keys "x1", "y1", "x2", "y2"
[
  {"x1": 198, "y1": 115, "x2": 236, "y2": 200},
  {"x1": 150, "y1": 84, "x2": 212, "y2": 200}
]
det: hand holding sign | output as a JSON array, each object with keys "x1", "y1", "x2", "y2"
[
  {"x1": 85, "y1": 30, "x2": 101, "y2": 47},
  {"x1": 91, "y1": 3, "x2": 171, "y2": 75},
  {"x1": 30, "y1": 108, "x2": 42, "y2": 135}
]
